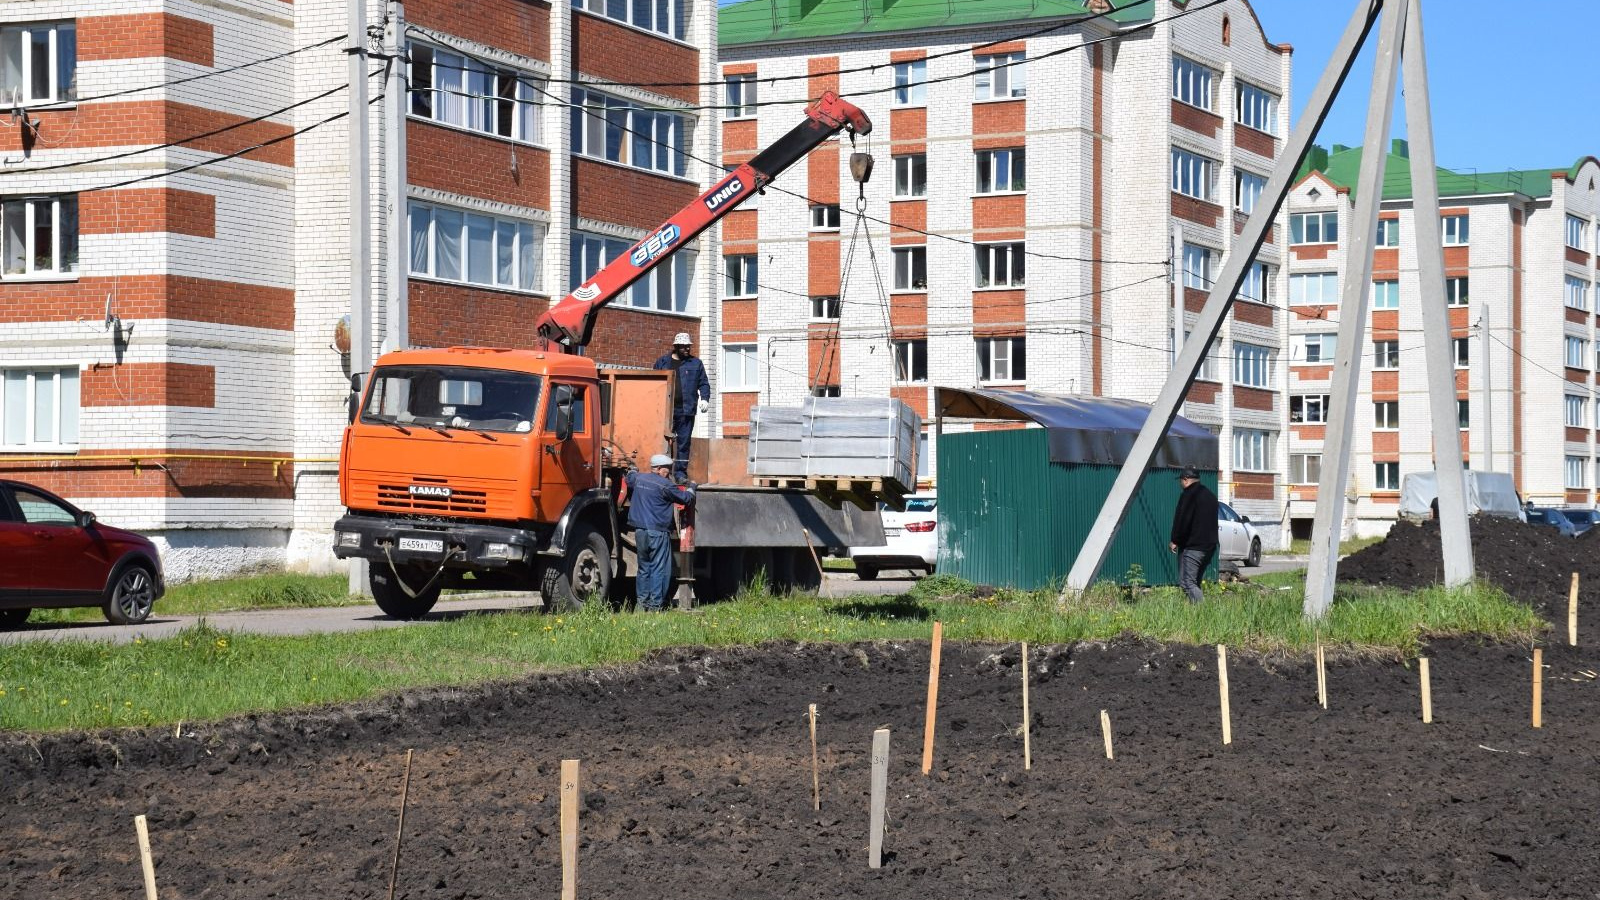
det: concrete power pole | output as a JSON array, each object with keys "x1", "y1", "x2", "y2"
[
  {"x1": 347, "y1": 0, "x2": 371, "y2": 597},
  {"x1": 383, "y1": 0, "x2": 408, "y2": 353}
]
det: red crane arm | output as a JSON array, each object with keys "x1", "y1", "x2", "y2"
[{"x1": 534, "y1": 92, "x2": 872, "y2": 351}]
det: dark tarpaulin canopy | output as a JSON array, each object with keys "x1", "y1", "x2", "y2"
[{"x1": 935, "y1": 388, "x2": 1219, "y2": 471}]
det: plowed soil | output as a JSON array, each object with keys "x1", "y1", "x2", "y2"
[{"x1": 6, "y1": 639, "x2": 1600, "y2": 899}]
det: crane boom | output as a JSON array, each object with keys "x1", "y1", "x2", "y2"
[{"x1": 535, "y1": 91, "x2": 872, "y2": 351}]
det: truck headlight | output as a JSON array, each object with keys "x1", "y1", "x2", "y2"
[
  {"x1": 482, "y1": 542, "x2": 524, "y2": 561},
  {"x1": 336, "y1": 531, "x2": 362, "y2": 549}
]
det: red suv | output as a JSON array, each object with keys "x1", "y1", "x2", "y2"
[{"x1": 0, "y1": 480, "x2": 165, "y2": 627}]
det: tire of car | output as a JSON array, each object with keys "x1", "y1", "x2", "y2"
[
  {"x1": 369, "y1": 564, "x2": 443, "y2": 620},
  {"x1": 541, "y1": 523, "x2": 611, "y2": 613},
  {"x1": 856, "y1": 564, "x2": 878, "y2": 581},
  {"x1": 102, "y1": 563, "x2": 157, "y2": 625},
  {"x1": 1247, "y1": 538, "x2": 1262, "y2": 568},
  {"x1": 0, "y1": 608, "x2": 31, "y2": 629}
]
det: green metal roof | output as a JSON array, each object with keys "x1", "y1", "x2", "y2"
[
  {"x1": 1296, "y1": 140, "x2": 1587, "y2": 202},
  {"x1": 719, "y1": 0, "x2": 1155, "y2": 48}
]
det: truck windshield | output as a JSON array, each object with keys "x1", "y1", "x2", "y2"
[{"x1": 362, "y1": 366, "x2": 541, "y2": 434}]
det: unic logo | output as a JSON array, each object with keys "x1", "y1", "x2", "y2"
[
  {"x1": 408, "y1": 485, "x2": 452, "y2": 498},
  {"x1": 704, "y1": 177, "x2": 745, "y2": 212},
  {"x1": 629, "y1": 224, "x2": 681, "y2": 267}
]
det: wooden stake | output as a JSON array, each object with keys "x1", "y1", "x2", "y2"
[
  {"x1": 803, "y1": 529, "x2": 829, "y2": 598},
  {"x1": 1100, "y1": 710, "x2": 1114, "y2": 760},
  {"x1": 134, "y1": 814, "x2": 158, "y2": 900},
  {"x1": 808, "y1": 703, "x2": 820, "y2": 811},
  {"x1": 1217, "y1": 645, "x2": 1232, "y2": 745},
  {"x1": 560, "y1": 759, "x2": 580, "y2": 900},
  {"x1": 387, "y1": 748, "x2": 413, "y2": 900},
  {"x1": 1569, "y1": 573, "x2": 1579, "y2": 647},
  {"x1": 1419, "y1": 657, "x2": 1432, "y2": 724},
  {"x1": 1021, "y1": 642, "x2": 1032, "y2": 771},
  {"x1": 921, "y1": 621, "x2": 942, "y2": 775},
  {"x1": 1316, "y1": 642, "x2": 1328, "y2": 709},
  {"x1": 1532, "y1": 648, "x2": 1543, "y2": 729},
  {"x1": 868, "y1": 728, "x2": 889, "y2": 869}
]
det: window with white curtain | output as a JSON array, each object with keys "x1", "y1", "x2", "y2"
[
  {"x1": 1234, "y1": 170, "x2": 1266, "y2": 214},
  {"x1": 2, "y1": 195, "x2": 78, "y2": 277},
  {"x1": 1291, "y1": 333, "x2": 1337, "y2": 363},
  {"x1": 724, "y1": 254, "x2": 757, "y2": 298},
  {"x1": 1374, "y1": 400, "x2": 1400, "y2": 429},
  {"x1": 1289, "y1": 453, "x2": 1321, "y2": 484},
  {"x1": 1567, "y1": 215, "x2": 1589, "y2": 252},
  {"x1": 1567, "y1": 455, "x2": 1589, "y2": 489},
  {"x1": 977, "y1": 337, "x2": 1026, "y2": 382},
  {"x1": 1374, "y1": 461, "x2": 1399, "y2": 491},
  {"x1": 0, "y1": 23, "x2": 75, "y2": 105},
  {"x1": 1373, "y1": 339, "x2": 1400, "y2": 369},
  {"x1": 1566, "y1": 395, "x2": 1586, "y2": 427},
  {"x1": 1184, "y1": 331, "x2": 1221, "y2": 381},
  {"x1": 1171, "y1": 56, "x2": 1213, "y2": 110},
  {"x1": 1182, "y1": 244, "x2": 1213, "y2": 290},
  {"x1": 974, "y1": 52, "x2": 1026, "y2": 100},
  {"x1": 1, "y1": 367, "x2": 79, "y2": 449},
  {"x1": 409, "y1": 201, "x2": 544, "y2": 292},
  {"x1": 408, "y1": 43, "x2": 541, "y2": 143},
  {"x1": 894, "y1": 154, "x2": 927, "y2": 198},
  {"x1": 570, "y1": 0, "x2": 681, "y2": 39},
  {"x1": 570, "y1": 86, "x2": 688, "y2": 177},
  {"x1": 721, "y1": 344, "x2": 759, "y2": 391},
  {"x1": 1238, "y1": 261, "x2": 1271, "y2": 304},
  {"x1": 1375, "y1": 219, "x2": 1400, "y2": 247},
  {"x1": 570, "y1": 230, "x2": 695, "y2": 314},
  {"x1": 1235, "y1": 81, "x2": 1277, "y2": 133},
  {"x1": 1232, "y1": 429, "x2": 1272, "y2": 472},
  {"x1": 1171, "y1": 148, "x2": 1216, "y2": 201},
  {"x1": 1233, "y1": 342, "x2": 1273, "y2": 388},
  {"x1": 724, "y1": 73, "x2": 757, "y2": 118},
  {"x1": 1442, "y1": 214, "x2": 1470, "y2": 245},
  {"x1": 1567, "y1": 335, "x2": 1590, "y2": 369},
  {"x1": 1289, "y1": 272, "x2": 1339, "y2": 305},
  {"x1": 893, "y1": 60, "x2": 927, "y2": 106},
  {"x1": 1566, "y1": 276, "x2": 1590, "y2": 311}
]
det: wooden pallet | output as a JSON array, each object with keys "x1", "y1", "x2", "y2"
[{"x1": 753, "y1": 476, "x2": 910, "y2": 512}]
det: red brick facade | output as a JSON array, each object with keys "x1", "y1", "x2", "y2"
[
  {"x1": 79, "y1": 13, "x2": 214, "y2": 66},
  {"x1": 0, "y1": 276, "x2": 292, "y2": 330},
  {"x1": 82, "y1": 363, "x2": 216, "y2": 408},
  {"x1": 411, "y1": 0, "x2": 552, "y2": 62},
  {"x1": 81, "y1": 189, "x2": 216, "y2": 238},
  {"x1": 409, "y1": 123, "x2": 551, "y2": 209}
]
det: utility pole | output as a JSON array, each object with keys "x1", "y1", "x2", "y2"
[
  {"x1": 383, "y1": 0, "x2": 408, "y2": 352},
  {"x1": 347, "y1": 0, "x2": 371, "y2": 597}
]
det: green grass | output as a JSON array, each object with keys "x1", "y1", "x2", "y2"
[
  {"x1": 822, "y1": 557, "x2": 855, "y2": 571},
  {"x1": 0, "y1": 576, "x2": 1544, "y2": 733},
  {"x1": 29, "y1": 573, "x2": 361, "y2": 625},
  {"x1": 1272, "y1": 535, "x2": 1386, "y2": 557}
]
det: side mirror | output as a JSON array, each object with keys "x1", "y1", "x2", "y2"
[
  {"x1": 553, "y1": 386, "x2": 574, "y2": 443},
  {"x1": 347, "y1": 373, "x2": 364, "y2": 424},
  {"x1": 78, "y1": 511, "x2": 97, "y2": 528},
  {"x1": 1240, "y1": 515, "x2": 1251, "y2": 524}
]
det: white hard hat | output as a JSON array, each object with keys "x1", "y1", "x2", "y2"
[
  {"x1": 649, "y1": 453, "x2": 673, "y2": 468},
  {"x1": 672, "y1": 332, "x2": 692, "y2": 346}
]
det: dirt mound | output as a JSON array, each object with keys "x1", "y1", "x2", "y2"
[{"x1": 1342, "y1": 515, "x2": 1597, "y2": 615}]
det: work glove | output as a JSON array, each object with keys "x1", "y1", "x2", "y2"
[{"x1": 697, "y1": 399, "x2": 709, "y2": 414}]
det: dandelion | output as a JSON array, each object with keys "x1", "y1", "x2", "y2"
[
  {"x1": 124, "y1": 701, "x2": 133, "y2": 707},
  {"x1": 215, "y1": 638, "x2": 229, "y2": 649},
  {"x1": 59, "y1": 699, "x2": 69, "y2": 706},
  {"x1": 0, "y1": 690, "x2": 6, "y2": 697}
]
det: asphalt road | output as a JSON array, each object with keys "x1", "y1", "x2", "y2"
[{"x1": 1, "y1": 557, "x2": 1309, "y2": 645}]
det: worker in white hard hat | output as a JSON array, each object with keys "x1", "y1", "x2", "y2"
[
  {"x1": 652, "y1": 331, "x2": 710, "y2": 482},
  {"x1": 623, "y1": 453, "x2": 696, "y2": 611}
]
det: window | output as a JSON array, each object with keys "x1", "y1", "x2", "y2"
[
  {"x1": 809, "y1": 204, "x2": 840, "y2": 231},
  {"x1": 1290, "y1": 394, "x2": 1328, "y2": 424},
  {"x1": 1289, "y1": 212, "x2": 1338, "y2": 245},
  {"x1": 724, "y1": 73, "x2": 757, "y2": 118},
  {"x1": 1373, "y1": 339, "x2": 1400, "y2": 369},
  {"x1": 1442, "y1": 214, "x2": 1469, "y2": 246},
  {"x1": 1567, "y1": 215, "x2": 1589, "y2": 252},
  {"x1": 1234, "y1": 170, "x2": 1266, "y2": 214},
  {"x1": 1453, "y1": 337, "x2": 1469, "y2": 368},
  {"x1": 1293, "y1": 333, "x2": 1338, "y2": 364},
  {"x1": 1567, "y1": 395, "x2": 1587, "y2": 427},
  {"x1": 1372, "y1": 280, "x2": 1399, "y2": 310},
  {"x1": 1445, "y1": 277, "x2": 1469, "y2": 307},
  {"x1": 1172, "y1": 56, "x2": 1213, "y2": 110},
  {"x1": 894, "y1": 154, "x2": 927, "y2": 198},
  {"x1": 1567, "y1": 335, "x2": 1590, "y2": 369},
  {"x1": 1567, "y1": 456, "x2": 1589, "y2": 490},
  {"x1": 1457, "y1": 399, "x2": 1469, "y2": 429},
  {"x1": 1374, "y1": 400, "x2": 1400, "y2": 429},
  {"x1": 1171, "y1": 148, "x2": 1216, "y2": 201},
  {"x1": 1, "y1": 368, "x2": 79, "y2": 449},
  {"x1": 974, "y1": 52, "x2": 1026, "y2": 101},
  {"x1": 724, "y1": 254, "x2": 758, "y2": 298},
  {"x1": 893, "y1": 247, "x2": 927, "y2": 291},
  {"x1": 570, "y1": 230, "x2": 694, "y2": 313},
  {"x1": 2, "y1": 195, "x2": 78, "y2": 277},
  {"x1": 1233, "y1": 342, "x2": 1273, "y2": 388},
  {"x1": 1289, "y1": 272, "x2": 1339, "y2": 305},
  {"x1": 409, "y1": 201, "x2": 545, "y2": 292},
  {"x1": 893, "y1": 60, "x2": 927, "y2": 106},
  {"x1": 977, "y1": 337, "x2": 1026, "y2": 382},
  {"x1": 974, "y1": 242, "x2": 1026, "y2": 288},
  {"x1": 1566, "y1": 276, "x2": 1590, "y2": 311},
  {"x1": 544, "y1": 384, "x2": 587, "y2": 434},
  {"x1": 1182, "y1": 244, "x2": 1214, "y2": 290},
  {"x1": 1375, "y1": 219, "x2": 1400, "y2": 248},
  {"x1": 975, "y1": 149, "x2": 1025, "y2": 194},
  {"x1": 571, "y1": 0, "x2": 680, "y2": 38},
  {"x1": 1374, "y1": 461, "x2": 1400, "y2": 491},
  {"x1": 811, "y1": 385, "x2": 842, "y2": 398},
  {"x1": 893, "y1": 339, "x2": 927, "y2": 383},
  {"x1": 12, "y1": 487, "x2": 76, "y2": 525},
  {"x1": 0, "y1": 23, "x2": 75, "y2": 105},
  {"x1": 1232, "y1": 428, "x2": 1271, "y2": 472},
  {"x1": 1289, "y1": 453, "x2": 1322, "y2": 485},
  {"x1": 570, "y1": 86, "x2": 688, "y2": 177},
  {"x1": 1238, "y1": 261, "x2": 1271, "y2": 304},
  {"x1": 1235, "y1": 81, "x2": 1277, "y2": 133},
  {"x1": 722, "y1": 344, "x2": 759, "y2": 392},
  {"x1": 810, "y1": 295, "x2": 840, "y2": 320},
  {"x1": 1184, "y1": 331, "x2": 1221, "y2": 381},
  {"x1": 408, "y1": 44, "x2": 541, "y2": 143}
]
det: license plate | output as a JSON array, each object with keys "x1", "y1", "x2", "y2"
[
  {"x1": 884, "y1": 528, "x2": 902, "y2": 537},
  {"x1": 398, "y1": 537, "x2": 444, "y2": 553}
]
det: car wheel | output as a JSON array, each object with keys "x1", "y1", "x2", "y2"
[
  {"x1": 1247, "y1": 538, "x2": 1262, "y2": 568},
  {"x1": 370, "y1": 564, "x2": 442, "y2": 620},
  {"x1": 0, "y1": 608, "x2": 30, "y2": 629},
  {"x1": 541, "y1": 524, "x2": 611, "y2": 613},
  {"x1": 856, "y1": 564, "x2": 878, "y2": 581},
  {"x1": 103, "y1": 564, "x2": 157, "y2": 625}
]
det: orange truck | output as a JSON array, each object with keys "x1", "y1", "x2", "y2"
[{"x1": 333, "y1": 94, "x2": 884, "y2": 618}]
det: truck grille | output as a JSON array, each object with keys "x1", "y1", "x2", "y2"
[{"x1": 375, "y1": 483, "x2": 488, "y2": 514}]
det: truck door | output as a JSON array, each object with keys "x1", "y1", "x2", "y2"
[{"x1": 536, "y1": 382, "x2": 598, "y2": 521}]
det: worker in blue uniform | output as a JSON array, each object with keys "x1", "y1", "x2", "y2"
[
  {"x1": 653, "y1": 332, "x2": 710, "y2": 482},
  {"x1": 624, "y1": 454, "x2": 696, "y2": 611}
]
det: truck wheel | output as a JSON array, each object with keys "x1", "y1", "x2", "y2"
[
  {"x1": 768, "y1": 548, "x2": 798, "y2": 593},
  {"x1": 542, "y1": 524, "x2": 611, "y2": 613},
  {"x1": 856, "y1": 564, "x2": 878, "y2": 581},
  {"x1": 789, "y1": 549, "x2": 823, "y2": 592},
  {"x1": 0, "y1": 608, "x2": 30, "y2": 629},
  {"x1": 370, "y1": 564, "x2": 442, "y2": 620}
]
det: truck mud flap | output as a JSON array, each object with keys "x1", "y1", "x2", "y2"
[{"x1": 690, "y1": 488, "x2": 885, "y2": 549}]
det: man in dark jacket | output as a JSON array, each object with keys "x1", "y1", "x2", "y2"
[
  {"x1": 624, "y1": 454, "x2": 696, "y2": 611},
  {"x1": 653, "y1": 332, "x2": 710, "y2": 482},
  {"x1": 1169, "y1": 467, "x2": 1219, "y2": 604}
]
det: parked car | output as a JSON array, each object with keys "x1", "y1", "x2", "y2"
[
  {"x1": 1558, "y1": 508, "x2": 1599, "y2": 536},
  {"x1": 1217, "y1": 502, "x2": 1262, "y2": 567},
  {"x1": 850, "y1": 493, "x2": 937, "y2": 580},
  {"x1": 1527, "y1": 507, "x2": 1582, "y2": 538},
  {"x1": 0, "y1": 480, "x2": 165, "y2": 627}
]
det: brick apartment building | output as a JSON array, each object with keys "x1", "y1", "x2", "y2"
[
  {"x1": 715, "y1": 0, "x2": 1294, "y2": 539},
  {"x1": 1284, "y1": 143, "x2": 1600, "y2": 539},
  {"x1": 0, "y1": 0, "x2": 720, "y2": 579}
]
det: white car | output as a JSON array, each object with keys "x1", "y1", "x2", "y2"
[
  {"x1": 850, "y1": 493, "x2": 937, "y2": 580},
  {"x1": 1217, "y1": 502, "x2": 1263, "y2": 568}
]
